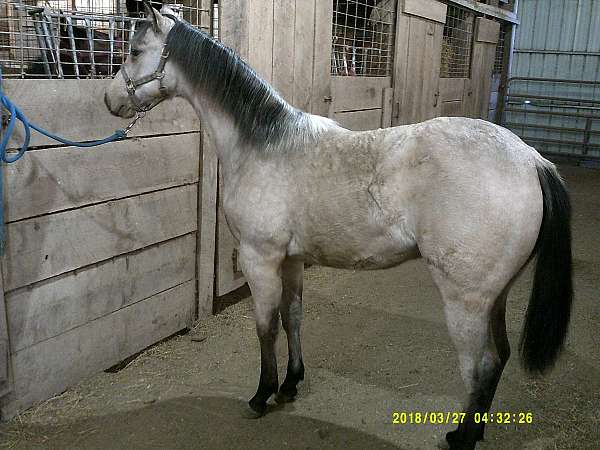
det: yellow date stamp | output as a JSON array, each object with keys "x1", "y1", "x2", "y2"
[{"x1": 392, "y1": 412, "x2": 534, "y2": 425}]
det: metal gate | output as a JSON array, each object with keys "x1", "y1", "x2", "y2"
[{"x1": 501, "y1": 0, "x2": 600, "y2": 160}]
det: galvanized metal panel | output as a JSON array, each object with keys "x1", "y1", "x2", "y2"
[{"x1": 504, "y1": 0, "x2": 600, "y2": 159}]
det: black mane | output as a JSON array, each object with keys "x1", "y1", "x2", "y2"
[{"x1": 162, "y1": 21, "x2": 307, "y2": 147}]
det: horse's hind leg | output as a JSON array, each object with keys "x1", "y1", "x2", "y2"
[
  {"x1": 434, "y1": 276, "x2": 511, "y2": 450},
  {"x1": 276, "y1": 257, "x2": 305, "y2": 403},
  {"x1": 238, "y1": 243, "x2": 285, "y2": 417}
]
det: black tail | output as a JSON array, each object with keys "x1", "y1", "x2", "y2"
[{"x1": 519, "y1": 164, "x2": 573, "y2": 374}]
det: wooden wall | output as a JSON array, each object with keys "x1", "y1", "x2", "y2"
[{"x1": 0, "y1": 79, "x2": 211, "y2": 419}]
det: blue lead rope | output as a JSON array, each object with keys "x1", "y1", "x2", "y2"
[{"x1": 0, "y1": 67, "x2": 133, "y2": 254}]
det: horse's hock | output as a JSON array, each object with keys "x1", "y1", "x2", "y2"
[{"x1": 0, "y1": 0, "x2": 516, "y2": 419}]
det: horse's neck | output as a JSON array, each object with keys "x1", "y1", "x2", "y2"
[{"x1": 181, "y1": 84, "x2": 246, "y2": 173}]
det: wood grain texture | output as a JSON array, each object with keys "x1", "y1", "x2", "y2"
[
  {"x1": 382, "y1": 88, "x2": 394, "y2": 128},
  {"x1": 5, "y1": 133, "x2": 200, "y2": 223},
  {"x1": 4, "y1": 80, "x2": 199, "y2": 150},
  {"x1": 272, "y1": 0, "x2": 296, "y2": 103},
  {"x1": 334, "y1": 109, "x2": 383, "y2": 131},
  {"x1": 0, "y1": 280, "x2": 194, "y2": 420},
  {"x1": 331, "y1": 77, "x2": 391, "y2": 112},
  {"x1": 0, "y1": 265, "x2": 9, "y2": 398},
  {"x1": 247, "y1": 0, "x2": 274, "y2": 83},
  {"x1": 219, "y1": 0, "x2": 249, "y2": 59},
  {"x1": 293, "y1": 0, "x2": 316, "y2": 111},
  {"x1": 3, "y1": 185, "x2": 197, "y2": 291},
  {"x1": 6, "y1": 233, "x2": 196, "y2": 352},
  {"x1": 197, "y1": 131, "x2": 218, "y2": 317},
  {"x1": 392, "y1": 12, "x2": 411, "y2": 126},
  {"x1": 311, "y1": 0, "x2": 333, "y2": 117},
  {"x1": 441, "y1": 100, "x2": 464, "y2": 117},
  {"x1": 215, "y1": 165, "x2": 245, "y2": 297},
  {"x1": 465, "y1": 40, "x2": 497, "y2": 119},
  {"x1": 475, "y1": 17, "x2": 501, "y2": 43},
  {"x1": 403, "y1": 0, "x2": 448, "y2": 24},
  {"x1": 440, "y1": 78, "x2": 467, "y2": 103}
]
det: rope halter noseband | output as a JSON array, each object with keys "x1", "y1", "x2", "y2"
[{"x1": 120, "y1": 13, "x2": 178, "y2": 113}]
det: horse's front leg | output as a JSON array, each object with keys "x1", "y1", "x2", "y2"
[
  {"x1": 239, "y1": 243, "x2": 285, "y2": 418},
  {"x1": 275, "y1": 257, "x2": 304, "y2": 404}
]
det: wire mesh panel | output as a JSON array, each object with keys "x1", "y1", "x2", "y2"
[
  {"x1": 493, "y1": 21, "x2": 507, "y2": 75},
  {"x1": 331, "y1": 0, "x2": 396, "y2": 77},
  {"x1": 0, "y1": 0, "x2": 216, "y2": 79},
  {"x1": 440, "y1": 3, "x2": 474, "y2": 78}
]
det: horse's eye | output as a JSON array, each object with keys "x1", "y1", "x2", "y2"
[{"x1": 131, "y1": 49, "x2": 142, "y2": 57}]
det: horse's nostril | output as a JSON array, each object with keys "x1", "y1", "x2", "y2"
[{"x1": 103, "y1": 92, "x2": 111, "y2": 111}]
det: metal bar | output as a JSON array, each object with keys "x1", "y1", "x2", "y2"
[
  {"x1": 505, "y1": 108, "x2": 600, "y2": 120},
  {"x1": 65, "y1": 15, "x2": 80, "y2": 78},
  {"x1": 507, "y1": 101, "x2": 600, "y2": 111},
  {"x1": 514, "y1": 49, "x2": 600, "y2": 57},
  {"x1": 518, "y1": 136, "x2": 600, "y2": 149},
  {"x1": 583, "y1": 118, "x2": 592, "y2": 156},
  {"x1": 508, "y1": 77, "x2": 600, "y2": 85},
  {"x1": 503, "y1": 122, "x2": 588, "y2": 134},
  {"x1": 84, "y1": 17, "x2": 95, "y2": 76},
  {"x1": 507, "y1": 93, "x2": 600, "y2": 106},
  {"x1": 108, "y1": 16, "x2": 115, "y2": 77},
  {"x1": 43, "y1": 13, "x2": 63, "y2": 78},
  {"x1": 31, "y1": 12, "x2": 52, "y2": 77}
]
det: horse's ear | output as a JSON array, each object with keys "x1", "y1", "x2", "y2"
[{"x1": 143, "y1": 1, "x2": 160, "y2": 33}]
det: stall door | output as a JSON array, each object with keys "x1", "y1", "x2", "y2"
[{"x1": 328, "y1": 0, "x2": 396, "y2": 130}]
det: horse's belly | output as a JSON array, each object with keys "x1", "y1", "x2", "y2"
[{"x1": 293, "y1": 230, "x2": 420, "y2": 270}]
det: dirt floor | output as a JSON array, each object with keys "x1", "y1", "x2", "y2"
[{"x1": 0, "y1": 164, "x2": 599, "y2": 450}]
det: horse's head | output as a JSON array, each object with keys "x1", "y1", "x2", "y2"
[{"x1": 104, "y1": 4, "x2": 176, "y2": 118}]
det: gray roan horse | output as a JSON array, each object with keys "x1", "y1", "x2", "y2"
[{"x1": 105, "y1": 6, "x2": 573, "y2": 449}]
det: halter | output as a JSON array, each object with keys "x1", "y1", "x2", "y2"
[{"x1": 120, "y1": 13, "x2": 178, "y2": 113}]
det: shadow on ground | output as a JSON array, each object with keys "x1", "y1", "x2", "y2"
[{"x1": 6, "y1": 396, "x2": 404, "y2": 450}]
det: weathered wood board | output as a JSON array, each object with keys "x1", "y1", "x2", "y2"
[
  {"x1": 5, "y1": 133, "x2": 200, "y2": 222},
  {"x1": 0, "y1": 280, "x2": 194, "y2": 419},
  {"x1": 403, "y1": 0, "x2": 448, "y2": 23},
  {"x1": 334, "y1": 109, "x2": 384, "y2": 131},
  {"x1": 7, "y1": 233, "x2": 196, "y2": 352},
  {"x1": 3, "y1": 185, "x2": 197, "y2": 291},
  {"x1": 331, "y1": 77, "x2": 391, "y2": 112},
  {"x1": 197, "y1": 131, "x2": 218, "y2": 315},
  {"x1": 4, "y1": 80, "x2": 199, "y2": 149}
]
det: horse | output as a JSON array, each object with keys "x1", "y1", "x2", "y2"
[
  {"x1": 104, "y1": 6, "x2": 573, "y2": 449},
  {"x1": 25, "y1": 15, "x2": 124, "y2": 78}
]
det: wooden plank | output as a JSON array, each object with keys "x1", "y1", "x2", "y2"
[
  {"x1": 293, "y1": 0, "x2": 316, "y2": 112},
  {"x1": 382, "y1": 88, "x2": 394, "y2": 128},
  {"x1": 4, "y1": 80, "x2": 199, "y2": 150},
  {"x1": 392, "y1": 12, "x2": 410, "y2": 126},
  {"x1": 311, "y1": 0, "x2": 333, "y2": 117},
  {"x1": 3, "y1": 185, "x2": 197, "y2": 291},
  {"x1": 6, "y1": 233, "x2": 196, "y2": 352},
  {"x1": 475, "y1": 17, "x2": 501, "y2": 44},
  {"x1": 424, "y1": 21, "x2": 444, "y2": 121},
  {"x1": 196, "y1": 131, "x2": 218, "y2": 317},
  {"x1": 5, "y1": 133, "x2": 200, "y2": 223},
  {"x1": 465, "y1": 40, "x2": 497, "y2": 119},
  {"x1": 441, "y1": 100, "x2": 464, "y2": 117},
  {"x1": 334, "y1": 109, "x2": 383, "y2": 131},
  {"x1": 448, "y1": 0, "x2": 519, "y2": 24},
  {"x1": 272, "y1": 0, "x2": 296, "y2": 103},
  {"x1": 404, "y1": 0, "x2": 447, "y2": 24},
  {"x1": 219, "y1": 0, "x2": 249, "y2": 59},
  {"x1": 0, "y1": 265, "x2": 10, "y2": 398},
  {"x1": 331, "y1": 77, "x2": 391, "y2": 112},
  {"x1": 440, "y1": 78, "x2": 467, "y2": 102},
  {"x1": 0, "y1": 280, "x2": 194, "y2": 420},
  {"x1": 247, "y1": 0, "x2": 274, "y2": 83},
  {"x1": 215, "y1": 165, "x2": 245, "y2": 297}
]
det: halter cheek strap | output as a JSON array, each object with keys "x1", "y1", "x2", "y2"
[{"x1": 121, "y1": 13, "x2": 179, "y2": 112}]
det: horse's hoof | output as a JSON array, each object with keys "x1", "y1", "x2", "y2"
[
  {"x1": 244, "y1": 401, "x2": 267, "y2": 419},
  {"x1": 446, "y1": 430, "x2": 476, "y2": 450},
  {"x1": 274, "y1": 388, "x2": 297, "y2": 404}
]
